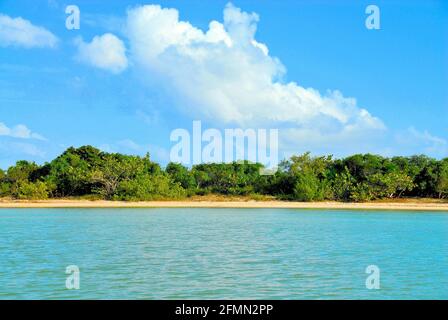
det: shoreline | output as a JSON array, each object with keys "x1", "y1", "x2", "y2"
[{"x1": 0, "y1": 199, "x2": 448, "y2": 211}]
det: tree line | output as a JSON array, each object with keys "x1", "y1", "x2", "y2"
[{"x1": 1, "y1": 145, "x2": 447, "y2": 201}]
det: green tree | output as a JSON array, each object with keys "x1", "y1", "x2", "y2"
[
  {"x1": 406, "y1": 155, "x2": 438, "y2": 197},
  {"x1": 436, "y1": 159, "x2": 448, "y2": 199},
  {"x1": 293, "y1": 172, "x2": 319, "y2": 201},
  {"x1": 47, "y1": 149, "x2": 97, "y2": 196},
  {"x1": 190, "y1": 162, "x2": 264, "y2": 195},
  {"x1": 115, "y1": 174, "x2": 186, "y2": 201},
  {"x1": 367, "y1": 172, "x2": 414, "y2": 199},
  {"x1": 332, "y1": 167, "x2": 356, "y2": 201},
  {"x1": 6, "y1": 161, "x2": 40, "y2": 197},
  {"x1": 7, "y1": 161, "x2": 39, "y2": 182},
  {"x1": 17, "y1": 181, "x2": 49, "y2": 200},
  {"x1": 0, "y1": 170, "x2": 9, "y2": 197},
  {"x1": 166, "y1": 162, "x2": 196, "y2": 190},
  {"x1": 91, "y1": 154, "x2": 146, "y2": 199},
  {"x1": 0, "y1": 174, "x2": 11, "y2": 197},
  {"x1": 1, "y1": 145, "x2": 446, "y2": 202},
  {"x1": 287, "y1": 153, "x2": 333, "y2": 201}
]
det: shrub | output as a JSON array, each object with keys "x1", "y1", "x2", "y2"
[
  {"x1": 17, "y1": 181, "x2": 49, "y2": 200},
  {"x1": 293, "y1": 173, "x2": 319, "y2": 201},
  {"x1": 114, "y1": 174, "x2": 186, "y2": 201},
  {"x1": 0, "y1": 182, "x2": 11, "y2": 197}
]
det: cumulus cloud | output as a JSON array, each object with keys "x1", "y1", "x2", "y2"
[
  {"x1": 125, "y1": 3, "x2": 385, "y2": 146},
  {"x1": 75, "y1": 33, "x2": 128, "y2": 73},
  {"x1": 0, "y1": 122, "x2": 46, "y2": 140},
  {"x1": 0, "y1": 13, "x2": 57, "y2": 48},
  {"x1": 77, "y1": 3, "x2": 445, "y2": 158}
]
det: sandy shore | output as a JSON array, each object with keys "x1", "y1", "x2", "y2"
[{"x1": 0, "y1": 199, "x2": 447, "y2": 211}]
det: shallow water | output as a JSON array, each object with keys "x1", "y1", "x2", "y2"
[{"x1": 0, "y1": 208, "x2": 446, "y2": 299}]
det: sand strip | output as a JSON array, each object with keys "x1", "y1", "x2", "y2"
[{"x1": 0, "y1": 200, "x2": 447, "y2": 211}]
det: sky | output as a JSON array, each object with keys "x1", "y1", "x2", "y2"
[{"x1": 0, "y1": 0, "x2": 447, "y2": 169}]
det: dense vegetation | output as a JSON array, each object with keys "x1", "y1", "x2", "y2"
[{"x1": 1, "y1": 146, "x2": 447, "y2": 201}]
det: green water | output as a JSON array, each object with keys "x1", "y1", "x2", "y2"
[{"x1": 0, "y1": 208, "x2": 446, "y2": 299}]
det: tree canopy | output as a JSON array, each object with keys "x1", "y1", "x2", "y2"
[{"x1": 0, "y1": 146, "x2": 447, "y2": 202}]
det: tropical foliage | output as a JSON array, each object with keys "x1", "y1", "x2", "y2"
[{"x1": 0, "y1": 146, "x2": 447, "y2": 202}]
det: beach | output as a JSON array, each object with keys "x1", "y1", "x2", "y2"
[{"x1": 0, "y1": 199, "x2": 447, "y2": 211}]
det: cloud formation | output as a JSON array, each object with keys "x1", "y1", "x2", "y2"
[
  {"x1": 125, "y1": 3, "x2": 385, "y2": 140},
  {"x1": 0, "y1": 13, "x2": 57, "y2": 48},
  {"x1": 79, "y1": 3, "x2": 445, "y2": 158},
  {"x1": 0, "y1": 122, "x2": 46, "y2": 140},
  {"x1": 75, "y1": 33, "x2": 128, "y2": 73}
]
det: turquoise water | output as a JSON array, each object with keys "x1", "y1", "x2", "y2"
[{"x1": 0, "y1": 208, "x2": 447, "y2": 299}]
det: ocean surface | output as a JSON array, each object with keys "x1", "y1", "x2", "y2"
[{"x1": 0, "y1": 208, "x2": 446, "y2": 299}]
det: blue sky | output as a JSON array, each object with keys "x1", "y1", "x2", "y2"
[{"x1": 0, "y1": 0, "x2": 447, "y2": 169}]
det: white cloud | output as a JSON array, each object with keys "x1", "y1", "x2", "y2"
[
  {"x1": 0, "y1": 122, "x2": 46, "y2": 140},
  {"x1": 75, "y1": 33, "x2": 128, "y2": 73},
  {"x1": 0, "y1": 13, "x2": 58, "y2": 48},
  {"x1": 394, "y1": 127, "x2": 448, "y2": 157},
  {"x1": 125, "y1": 3, "x2": 385, "y2": 151},
  {"x1": 10, "y1": 142, "x2": 46, "y2": 157},
  {"x1": 76, "y1": 3, "x2": 445, "y2": 158},
  {"x1": 0, "y1": 141, "x2": 46, "y2": 169}
]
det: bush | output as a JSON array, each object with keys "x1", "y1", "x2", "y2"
[
  {"x1": 293, "y1": 173, "x2": 319, "y2": 201},
  {"x1": 0, "y1": 182, "x2": 11, "y2": 197},
  {"x1": 114, "y1": 174, "x2": 186, "y2": 201},
  {"x1": 350, "y1": 183, "x2": 372, "y2": 202},
  {"x1": 17, "y1": 181, "x2": 49, "y2": 200}
]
